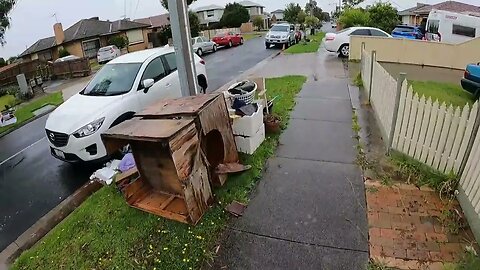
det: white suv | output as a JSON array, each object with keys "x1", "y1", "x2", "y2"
[
  {"x1": 265, "y1": 23, "x2": 296, "y2": 49},
  {"x1": 45, "y1": 47, "x2": 208, "y2": 163}
]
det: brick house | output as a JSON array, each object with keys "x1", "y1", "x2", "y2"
[
  {"x1": 399, "y1": 1, "x2": 480, "y2": 26},
  {"x1": 20, "y1": 17, "x2": 151, "y2": 62}
]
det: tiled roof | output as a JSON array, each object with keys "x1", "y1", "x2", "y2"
[
  {"x1": 415, "y1": 1, "x2": 480, "y2": 15},
  {"x1": 194, "y1": 5, "x2": 224, "y2": 12},
  {"x1": 239, "y1": 1, "x2": 264, "y2": 8},
  {"x1": 134, "y1": 14, "x2": 170, "y2": 29},
  {"x1": 20, "y1": 18, "x2": 150, "y2": 57}
]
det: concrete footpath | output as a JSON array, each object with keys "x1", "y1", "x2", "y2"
[{"x1": 214, "y1": 51, "x2": 369, "y2": 269}]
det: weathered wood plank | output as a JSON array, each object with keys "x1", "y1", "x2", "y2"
[
  {"x1": 420, "y1": 98, "x2": 435, "y2": 163},
  {"x1": 414, "y1": 95, "x2": 429, "y2": 160},
  {"x1": 448, "y1": 106, "x2": 468, "y2": 173},
  {"x1": 434, "y1": 105, "x2": 453, "y2": 171},
  {"x1": 427, "y1": 101, "x2": 443, "y2": 166}
]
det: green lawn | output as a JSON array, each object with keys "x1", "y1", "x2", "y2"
[
  {"x1": 242, "y1": 32, "x2": 265, "y2": 41},
  {"x1": 11, "y1": 75, "x2": 307, "y2": 270},
  {"x1": 0, "y1": 94, "x2": 17, "y2": 111},
  {"x1": 284, "y1": 32, "x2": 326, "y2": 54},
  {"x1": 0, "y1": 92, "x2": 64, "y2": 135},
  {"x1": 409, "y1": 80, "x2": 474, "y2": 108}
]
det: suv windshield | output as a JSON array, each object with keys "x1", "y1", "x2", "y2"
[
  {"x1": 270, "y1": 25, "x2": 289, "y2": 32},
  {"x1": 82, "y1": 63, "x2": 142, "y2": 96}
]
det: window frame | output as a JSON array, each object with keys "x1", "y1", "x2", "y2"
[
  {"x1": 452, "y1": 24, "x2": 476, "y2": 37},
  {"x1": 350, "y1": 29, "x2": 371, "y2": 36},
  {"x1": 163, "y1": 52, "x2": 178, "y2": 74},
  {"x1": 138, "y1": 56, "x2": 168, "y2": 90},
  {"x1": 370, "y1": 29, "x2": 389, "y2": 37}
]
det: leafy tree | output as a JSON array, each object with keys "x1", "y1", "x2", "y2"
[
  {"x1": 297, "y1": 10, "x2": 306, "y2": 24},
  {"x1": 338, "y1": 8, "x2": 369, "y2": 28},
  {"x1": 367, "y1": 2, "x2": 399, "y2": 33},
  {"x1": 108, "y1": 35, "x2": 128, "y2": 49},
  {"x1": 58, "y1": 48, "x2": 70, "y2": 58},
  {"x1": 252, "y1": 16, "x2": 264, "y2": 30},
  {"x1": 304, "y1": 16, "x2": 320, "y2": 28},
  {"x1": 305, "y1": 1, "x2": 326, "y2": 21},
  {"x1": 0, "y1": 57, "x2": 6, "y2": 67},
  {"x1": 0, "y1": 0, "x2": 16, "y2": 45},
  {"x1": 7, "y1": 56, "x2": 16, "y2": 63},
  {"x1": 322, "y1": 12, "x2": 331, "y2": 22},
  {"x1": 188, "y1": 11, "x2": 200, "y2": 37},
  {"x1": 342, "y1": 0, "x2": 364, "y2": 9},
  {"x1": 284, "y1": 3, "x2": 302, "y2": 24},
  {"x1": 220, "y1": 3, "x2": 249, "y2": 28},
  {"x1": 160, "y1": 0, "x2": 196, "y2": 10}
]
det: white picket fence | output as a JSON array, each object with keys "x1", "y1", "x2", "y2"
[
  {"x1": 361, "y1": 47, "x2": 478, "y2": 175},
  {"x1": 361, "y1": 46, "x2": 480, "y2": 244}
]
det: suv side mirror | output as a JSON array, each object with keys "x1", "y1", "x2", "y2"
[{"x1": 142, "y1": 79, "x2": 154, "y2": 93}]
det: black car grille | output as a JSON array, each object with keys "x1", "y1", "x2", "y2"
[{"x1": 46, "y1": 129, "x2": 69, "y2": 147}]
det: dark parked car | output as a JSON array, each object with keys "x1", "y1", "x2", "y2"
[
  {"x1": 462, "y1": 63, "x2": 480, "y2": 99},
  {"x1": 391, "y1": 25, "x2": 424, "y2": 40}
]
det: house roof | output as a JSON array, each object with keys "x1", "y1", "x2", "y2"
[
  {"x1": 134, "y1": 14, "x2": 170, "y2": 29},
  {"x1": 194, "y1": 4, "x2": 224, "y2": 12},
  {"x1": 239, "y1": 1, "x2": 264, "y2": 8},
  {"x1": 271, "y1": 9, "x2": 284, "y2": 14},
  {"x1": 20, "y1": 18, "x2": 150, "y2": 57},
  {"x1": 398, "y1": 3, "x2": 430, "y2": 16},
  {"x1": 399, "y1": 1, "x2": 480, "y2": 16},
  {"x1": 415, "y1": 0, "x2": 480, "y2": 15}
]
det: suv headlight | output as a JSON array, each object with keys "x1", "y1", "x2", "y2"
[
  {"x1": 282, "y1": 35, "x2": 287, "y2": 39},
  {"x1": 73, "y1": 117, "x2": 105, "y2": 138}
]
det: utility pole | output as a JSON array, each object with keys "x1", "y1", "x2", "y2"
[{"x1": 166, "y1": 0, "x2": 199, "y2": 96}]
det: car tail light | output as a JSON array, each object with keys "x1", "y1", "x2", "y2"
[
  {"x1": 465, "y1": 70, "x2": 470, "y2": 78},
  {"x1": 326, "y1": 36, "x2": 335, "y2": 41},
  {"x1": 200, "y1": 59, "x2": 205, "y2": 65}
]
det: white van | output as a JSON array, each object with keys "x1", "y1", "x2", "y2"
[{"x1": 426, "y1": 10, "x2": 480, "y2": 44}]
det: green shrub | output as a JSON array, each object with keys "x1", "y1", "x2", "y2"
[
  {"x1": 0, "y1": 84, "x2": 20, "y2": 97},
  {"x1": 58, "y1": 48, "x2": 70, "y2": 58},
  {"x1": 338, "y1": 8, "x2": 370, "y2": 28},
  {"x1": 108, "y1": 35, "x2": 129, "y2": 49}
]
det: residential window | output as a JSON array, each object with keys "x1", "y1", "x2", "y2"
[
  {"x1": 126, "y1": 29, "x2": 144, "y2": 44},
  {"x1": 82, "y1": 39, "x2": 100, "y2": 59},
  {"x1": 452, "y1": 24, "x2": 476, "y2": 37},
  {"x1": 206, "y1": 10, "x2": 214, "y2": 18}
]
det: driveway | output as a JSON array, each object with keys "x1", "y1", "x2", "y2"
[{"x1": 0, "y1": 36, "x2": 275, "y2": 252}]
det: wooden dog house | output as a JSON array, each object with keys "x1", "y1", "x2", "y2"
[{"x1": 101, "y1": 93, "x2": 238, "y2": 225}]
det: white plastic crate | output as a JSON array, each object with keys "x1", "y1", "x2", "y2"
[{"x1": 234, "y1": 124, "x2": 265, "y2": 154}]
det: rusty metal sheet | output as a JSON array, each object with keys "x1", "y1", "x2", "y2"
[
  {"x1": 137, "y1": 93, "x2": 220, "y2": 117},
  {"x1": 102, "y1": 118, "x2": 194, "y2": 141}
]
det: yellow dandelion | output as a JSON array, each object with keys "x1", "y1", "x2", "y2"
[
  {"x1": 183, "y1": 258, "x2": 186, "y2": 262},
  {"x1": 163, "y1": 247, "x2": 169, "y2": 250}
]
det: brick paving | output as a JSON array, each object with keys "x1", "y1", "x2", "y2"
[{"x1": 366, "y1": 180, "x2": 478, "y2": 269}]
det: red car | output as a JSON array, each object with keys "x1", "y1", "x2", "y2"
[{"x1": 212, "y1": 32, "x2": 244, "y2": 47}]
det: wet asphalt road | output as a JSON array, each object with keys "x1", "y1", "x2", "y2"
[{"x1": 0, "y1": 36, "x2": 275, "y2": 251}]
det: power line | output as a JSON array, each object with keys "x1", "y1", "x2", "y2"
[{"x1": 134, "y1": 0, "x2": 140, "y2": 18}]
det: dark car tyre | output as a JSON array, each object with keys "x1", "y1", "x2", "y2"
[
  {"x1": 197, "y1": 48, "x2": 203, "y2": 56},
  {"x1": 265, "y1": 43, "x2": 270, "y2": 49},
  {"x1": 339, "y1": 44, "x2": 349, "y2": 58},
  {"x1": 228, "y1": 40, "x2": 233, "y2": 47},
  {"x1": 240, "y1": 38, "x2": 244, "y2": 45},
  {"x1": 213, "y1": 45, "x2": 217, "y2": 52}
]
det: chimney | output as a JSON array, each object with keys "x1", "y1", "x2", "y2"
[{"x1": 53, "y1": 23, "x2": 65, "y2": 45}]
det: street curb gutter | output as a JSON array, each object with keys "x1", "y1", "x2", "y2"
[
  {"x1": 0, "y1": 107, "x2": 56, "y2": 139},
  {"x1": 0, "y1": 181, "x2": 102, "y2": 267}
]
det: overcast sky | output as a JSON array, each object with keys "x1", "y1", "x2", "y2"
[{"x1": 1, "y1": 0, "x2": 478, "y2": 58}]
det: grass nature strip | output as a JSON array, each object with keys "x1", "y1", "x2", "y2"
[
  {"x1": 12, "y1": 75, "x2": 307, "y2": 270},
  {"x1": 284, "y1": 32, "x2": 326, "y2": 54},
  {"x1": 0, "y1": 92, "x2": 63, "y2": 135}
]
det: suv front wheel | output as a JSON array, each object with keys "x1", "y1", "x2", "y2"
[{"x1": 265, "y1": 42, "x2": 270, "y2": 49}]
